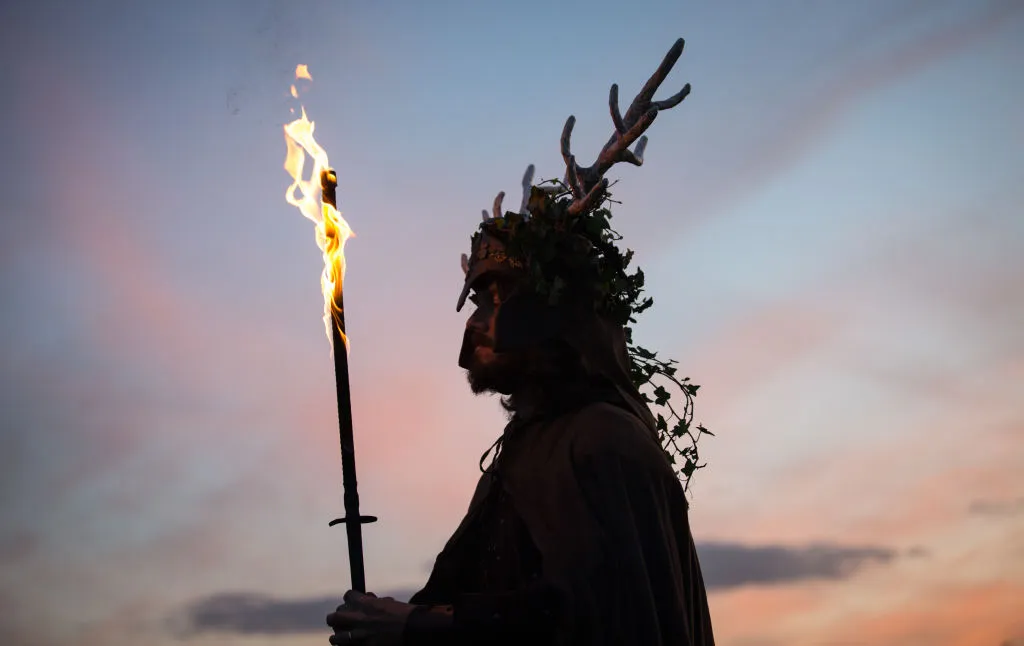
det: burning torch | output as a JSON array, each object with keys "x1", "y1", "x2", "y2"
[{"x1": 283, "y1": 64, "x2": 376, "y2": 592}]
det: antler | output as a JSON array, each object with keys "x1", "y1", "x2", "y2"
[
  {"x1": 492, "y1": 191, "x2": 506, "y2": 220},
  {"x1": 479, "y1": 164, "x2": 538, "y2": 223},
  {"x1": 520, "y1": 164, "x2": 535, "y2": 214},
  {"x1": 561, "y1": 37, "x2": 691, "y2": 216}
]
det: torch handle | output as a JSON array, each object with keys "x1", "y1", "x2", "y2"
[
  {"x1": 320, "y1": 169, "x2": 377, "y2": 593},
  {"x1": 330, "y1": 312, "x2": 376, "y2": 593}
]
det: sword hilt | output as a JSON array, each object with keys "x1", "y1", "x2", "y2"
[{"x1": 328, "y1": 515, "x2": 378, "y2": 527}]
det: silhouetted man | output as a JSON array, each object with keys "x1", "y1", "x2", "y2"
[{"x1": 327, "y1": 38, "x2": 715, "y2": 646}]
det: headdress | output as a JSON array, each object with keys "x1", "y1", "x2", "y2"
[{"x1": 457, "y1": 39, "x2": 711, "y2": 490}]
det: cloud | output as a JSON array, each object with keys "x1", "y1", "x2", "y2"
[
  {"x1": 698, "y1": 541, "x2": 897, "y2": 590},
  {"x1": 171, "y1": 587, "x2": 421, "y2": 636},
  {"x1": 172, "y1": 540, "x2": 899, "y2": 635},
  {"x1": 171, "y1": 592, "x2": 332, "y2": 636}
]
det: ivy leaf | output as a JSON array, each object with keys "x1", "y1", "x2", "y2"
[
  {"x1": 653, "y1": 385, "x2": 670, "y2": 406},
  {"x1": 671, "y1": 419, "x2": 690, "y2": 438}
]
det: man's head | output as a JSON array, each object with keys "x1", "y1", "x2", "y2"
[{"x1": 453, "y1": 191, "x2": 619, "y2": 404}]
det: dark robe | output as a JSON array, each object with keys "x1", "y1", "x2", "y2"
[{"x1": 404, "y1": 399, "x2": 715, "y2": 645}]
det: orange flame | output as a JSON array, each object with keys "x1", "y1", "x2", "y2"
[{"x1": 282, "y1": 64, "x2": 353, "y2": 352}]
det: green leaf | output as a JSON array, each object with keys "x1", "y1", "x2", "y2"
[
  {"x1": 653, "y1": 385, "x2": 670, "y2": 406},
  {"x1": 671, "y1": 419, "x2": 690, "y2": 437},
  {"x1": 635, "y1": 346, "x2": 655, "y2": 360}
]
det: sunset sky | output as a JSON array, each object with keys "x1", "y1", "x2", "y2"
[{"x1": 1, "y1": 1, "x2": 1022, "y2": 645}]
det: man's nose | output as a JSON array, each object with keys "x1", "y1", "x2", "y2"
[{"x1": 466, "y1": 311, "x2": 487, "y2": 333}]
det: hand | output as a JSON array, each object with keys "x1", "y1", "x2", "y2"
[{"x1": 326, "y1": 590, "x2": 417, "y2": 646}]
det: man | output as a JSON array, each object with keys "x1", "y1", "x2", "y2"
[{"x1": 328, "y1": 38, "x2": 715, "y2": 645}]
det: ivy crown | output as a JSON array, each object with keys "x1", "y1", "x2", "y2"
[
  {"x1": 474, "y1": 182, "x2": 650, "y2": 322},
  {"x1": 472, "y1": 180, "x2": 712, "y2": 492}
]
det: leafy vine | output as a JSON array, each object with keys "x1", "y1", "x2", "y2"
[{"x1": 477, "y1": 179, "x2": 712, "y2": 491}]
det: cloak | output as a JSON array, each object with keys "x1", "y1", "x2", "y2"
[
  {"x1": 422, "y1": 271, "x2": 714, "y2": 644},
  {"x1": 410, "y1": 399, "x2": 714, "y2": 645}
]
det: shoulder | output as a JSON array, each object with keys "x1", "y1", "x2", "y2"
[{"x1": 565, "y1": 402, "x2": 666, "y2": 467}]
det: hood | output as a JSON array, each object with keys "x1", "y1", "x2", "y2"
[{"x1": 559, "y1": 306, "x2": 658, "y2": 436}]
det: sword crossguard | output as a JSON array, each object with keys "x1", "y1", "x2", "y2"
[{"x1": 328, "y1": 515, "x2": 378, "y2": 527}]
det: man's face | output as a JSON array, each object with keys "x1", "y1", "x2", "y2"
[{"x1": 463, "y1": 276, "x2": 524, "y2": 395}]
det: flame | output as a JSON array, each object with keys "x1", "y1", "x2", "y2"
[
  {"x1": 291, "y1": 64, "x2": 312, "y2": 100},
  {"x1": 282, "y1": 65, "x2": 353, "y2": 353}
]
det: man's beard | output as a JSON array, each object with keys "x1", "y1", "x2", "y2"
[
  {"x1": 465, "y1": 347, "x2": 524, "y2": 395},
  {"x1": 466, "y1": 336, "x2": 597, "y2": 421}
]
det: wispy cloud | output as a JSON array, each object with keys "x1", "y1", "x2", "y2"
[
  {"x1": 637, "y1": 0, "x2": 1024, "y2": 246},
  {"x1": 173, "y1": 540, "x2": 902, "y2": 635},
  {"x1": 169, "y1": 588, "x2": 421, "y2": 637},
  {"x1": 698, "y1": 542, "x2": 897, "y2": 589}
]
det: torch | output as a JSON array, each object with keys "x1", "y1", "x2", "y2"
[{"x1": 283, "y1": 65, "x2": 376, "y2": 592}]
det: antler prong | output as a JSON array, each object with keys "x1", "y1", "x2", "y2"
[
  {"x1": 560, "y1": 115, "x2": 575, "y2": 164},
  {"x1": 628, "y1": 37, "x2": 686, "y2": 123},
  {"x1": 492, "y1": 191, "x2": 505, "y2": 219},
  {"x1": 481, "y1": 209, "x2": 489, "y2": 222},
  {"x1": 630, "y1": 136, "x2": 648, "y2": 166},
  {"x1": 609, "y1": 84, "x2": 625, "y2": 134},
  {"x1": 461, "y1": 253, "x2": 470, "y2": 275},
  {"x1": 652, "y1": 82, "x2": 691, "y2": 111},
  {"x1": 520, "y1": 164, "x2": 535, "y2": 213},
  {"x1": 558, "y1": 38, "x2": 689, "y2": 214},
  {"x1": 560, "y1": 116, "x2": 587, "y2": 198}
]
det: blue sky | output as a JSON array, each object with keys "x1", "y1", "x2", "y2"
[{"x1": 1, "y1": 1, "x2": 1022, "y2": 645}]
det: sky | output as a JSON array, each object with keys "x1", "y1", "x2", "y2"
[{"x1": 0, "y1": 0, "x2": 1022, "y2": 645}]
